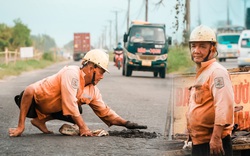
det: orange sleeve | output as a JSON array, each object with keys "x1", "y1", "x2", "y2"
[
  {"x1": 211, "y1": 68, "x2": 234, "y2": 126},
  {"x1": 84, "y1": 85, "x2": 120, "y2": 126},
  {"x1": 61, "y1": 68, "x2": 81, "y2": 117}
]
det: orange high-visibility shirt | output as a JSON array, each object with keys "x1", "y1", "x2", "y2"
[
  {"x1": 32, "y1": 65, "x2": 120, "y2": 126},
  {"x1": 186, "y1": 58, "x2": 234, "y2": 145},
  {"x1": 33, "y1": 66, "x2": 84, "y2": 119}
]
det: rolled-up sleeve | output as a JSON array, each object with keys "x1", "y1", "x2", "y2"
[
  {"x1": 61, "y1": 69, "x2": 81, "y2": 117},
  {"x1": 211, "y1": 68, "x2": 234, "y2": 126}
]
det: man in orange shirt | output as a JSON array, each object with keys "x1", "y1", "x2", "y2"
[
  {"x1": 9, "y1": 49, "x2": 147, "y2": 137},
  {"x1": 186, "y1": 25, "x2": 234, "y2": 156}
]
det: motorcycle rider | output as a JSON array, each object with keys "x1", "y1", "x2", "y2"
[
  {"x1": 9, "y1": 49, "x2": 147, "y2": 137},
  {"x1": 113, "y1": 42, "x2": 123, "y2": 63},
  {"x1": 115, "y1": 42, "x2": 123, "y2": 50}
]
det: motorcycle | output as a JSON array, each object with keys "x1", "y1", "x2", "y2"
[{"x1": 114, "y1": 49, "x2": 123, "y2": 70}]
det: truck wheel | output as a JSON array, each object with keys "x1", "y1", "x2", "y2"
[
  {"x1": 126, "y1": 67, "x2": 132, "y2": 76},
  {"x1": 159, "y1": 68, "x2": 166, "y2": 78},
  {"x1": 122, "y1": 59, "x2": 126, "y2": 75},
  {"x1": 153, "y1": 72, "x2": 158, "y2": 77},
  {"x1": 125, "y1": 64, "x2": 132, "y2": 76},
  {"x1": 122, "y1": 66, "x2": 125, "y2": 75},
  {"x1": 219, "y1": 58, "x2": 222, "y2": 62}
]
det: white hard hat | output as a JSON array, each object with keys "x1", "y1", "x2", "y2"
[
  {"x1": 189, "y1": 25, "x2": 216, "y2": 43},
  {"x1": 83, "y1": 49, "x2": 109, "y2": 73}
]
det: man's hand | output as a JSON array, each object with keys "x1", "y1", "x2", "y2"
[
  {"x1": 125, "y1": 121, "x2": 147, "y2": 129},
  {"x1": 79, "y1": 128, "x2": 94, "y2": 137},
  {"x1": 210, "y1": 125, "x2": 225, "y2": 155},
  {"x1": 210, "y1": 137, "x2": 225, "y2": 155}
]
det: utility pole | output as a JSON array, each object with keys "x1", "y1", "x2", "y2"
[
  {"x1": 99, "y1": 36, "x2": 102, "y2": 49},
  {"x1": 244, "y1": 0, "x2": 247, "y2": 28},
  {"x1": 102, "y1": 32, "x2": 104, "y2": 49},
  {"x1": 103, "y1": 26, "x2": 107, "y2": 49},
  {"x1": 114, "y1": 10, "x2": 119, "y2": 46},
  {"x1": 185, "y1": 0, "x2": 190, "y2": 44},
  {"x1": 145, "y1": 0, "x2": 148, "y2": 21},
  {"x1": 108, "y1": 20, "x2": 112, "y2": 50},
  {"x1": 127, "y1": 0, "x2": 130, "y2": 31},
  {"x1": 197, "y1": 0, "x2": 201, "y2": 25},
  {"x1": 227, "y1": 0, "x2": 229, "y2": 25},
  {"x1": 186, "y1": 0, "x2": 190, "y2": 32}
]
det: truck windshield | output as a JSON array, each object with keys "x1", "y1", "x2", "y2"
[
  {"x1": 217, "y1": 35, "x2": 240, "y2": 44},
  {"x1": 129, "y1": 26, "x2": 165, "y2": 43},
  {"x1": 240, "y1": 38, "x2": 250, "y2": 48}
]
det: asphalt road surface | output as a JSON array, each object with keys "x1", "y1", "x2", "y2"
[
  {"x1": 0, "y1": 59, "x2": 238, "y2": 156},
  {"x1": 219, "y1": 58, "x2": 238, "y2": 69}
]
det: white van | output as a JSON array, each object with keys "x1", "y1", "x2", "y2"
[
  {"x1": 238, "y1": 30, "x2": 250, "y2": 67},
  {"x1": 217, "y1": 32, "x2": 240, "y2": 62}
]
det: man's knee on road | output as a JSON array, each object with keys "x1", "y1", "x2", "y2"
[
  {"x1": 22, "y1": 85, "x2": 36, "y2": 99},
  {"x1": 15, "y1": 85, "x2": 38, "y2": 118}
]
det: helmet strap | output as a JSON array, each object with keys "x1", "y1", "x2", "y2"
[
  {"x1": 202, "y1": 42, "x2": 216, "y2": 62},
  {"x1": 91, "y1": 71, "x2": 96, "y2": 85},
  {"x1": 202, "y1": 50, "x2": 211, "y2": 62},
  {"x1": 91, "y1": 64, "x2": 98, "y2": 85}
]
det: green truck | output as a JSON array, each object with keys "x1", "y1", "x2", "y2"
[{"x1": 123, "y1": 21, "x2": 171, "y2": 78}]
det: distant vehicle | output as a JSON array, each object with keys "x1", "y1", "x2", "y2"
[
  {"x1": 215, "y1": 26, "x2": 244, "y2": 62},
  {"x1": 73, "y1": 33, "x2": 91, "y2": 61},
  {"x1": 237, "y1": 30, "x2": 250, "y2": 67},
  {"x1": 123, "y1": 20, "x2": 171, "y2": 78},
  {"x1": 114, "y1": 49, "x2": 123, "y2": 70},
  {"x1": 217, "y1": 33, "x2": 240, "y2": 62}
]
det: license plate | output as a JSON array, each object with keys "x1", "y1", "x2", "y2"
[
  {"x1": 227, "y1": 53, "x2": 234, "y2": 57},
  {"x1": 142, "y1": 60, "x2": 152, "y2": 66}
]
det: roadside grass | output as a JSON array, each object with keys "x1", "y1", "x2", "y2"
[
  {"x1": 0, "y1": 53, "x2": 65, "y2": 80},
  {"x1": 109, "y1": 52, "x2": 115, "y2": 62},
  {"x1": 167, "y1": 46, "x2": 195, "y2": 74}
]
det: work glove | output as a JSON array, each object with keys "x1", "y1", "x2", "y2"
[{"x1": 125, "y1": 121, "x2": 147, "y2": 129}]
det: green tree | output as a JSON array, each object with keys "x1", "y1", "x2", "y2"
[
  {"x1": 9, "y1": 18, "x2": 32, "y2": 50},
  {"x1": 63, "y1": 40, "x2": 73, "y2": 50},
  {"x1": 42, "y1": 34, "x2": 56, "y2": 52},
  {"x1": 0, "y1": 23, "x2": 12, "y2": 51},
  {"x1": 0, "y1": 19, "x2": 57, "y2": 52},
  {"x1": 31, "y1": 34, "x2": 45, "y2": 52},
  {"x1": 31, "y1": 34, "x2": 56, "y2": 52}
]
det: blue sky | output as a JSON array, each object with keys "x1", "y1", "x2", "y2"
[{"x1": 0, "y1": 0, "x2": 248, "y2": 48}]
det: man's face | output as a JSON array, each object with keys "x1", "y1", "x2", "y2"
[
  {"x1": 190, "y1": 42, "x2": 213, "y2": 63},
  {"x1": 92, "y1": 67, "x2": 105, "y2": 85}
]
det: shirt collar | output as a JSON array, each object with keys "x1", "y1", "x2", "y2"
[
  {"x1": 196, "y1": 58, "x2": 216, "y2": 77},
  {"x1": 200, "y1": 58, "x2": 216, "y2": 69}
]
